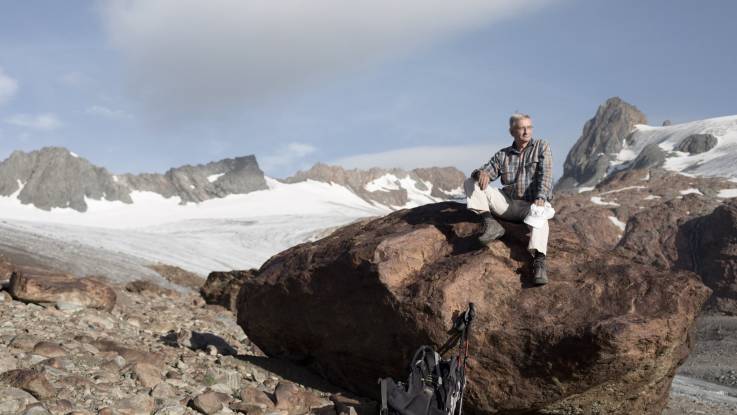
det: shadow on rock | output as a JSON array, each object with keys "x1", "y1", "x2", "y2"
[{"x1": 160, "y1": 329, "x2": 237, "y2": 356}]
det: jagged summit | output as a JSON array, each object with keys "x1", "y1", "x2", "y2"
[
  {"x1": 556, "y1": 98, "x2": 737, "y2": 193},
  {"x1": 555, "y1": 97, "x2": 647, "y2": 192},
  {"x1": 0, "y1": 146, "x2": 268, "y2": 212},
  {"x1": 0, "y1": 147, "x2": 132, "y2": 211},
  {"x1": 118, "y1": 154, "x2": 268, "y2": 204}
]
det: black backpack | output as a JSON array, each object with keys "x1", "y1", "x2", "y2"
[{"x1": 379, "y1": 304, "x2": 475, "y2": 415}]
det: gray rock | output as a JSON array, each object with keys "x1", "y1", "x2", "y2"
[
  {"x1": 0, "y1": 147, "x2": 268, "y2": 212},
  {"x1": 675, "y1": 133, "x2": 718, "y2": 154},
  {"x1": 631, "y1": 143, "x2": 666, "y2": 170},
  {"x1": 120, "y1": 155, "x2": 268, "y2": 204},
  {"x1": 0, "y1": 354, "x2": 17, "y2": 373},
  {"x1": 153, "y1": 405, "x2": 187, "y2": 415},
  {"x1": 190, "y1": 390, "x2": 231, "y2": 414},
  {"x1": 0, "y1": 147, "x2": 133, "y2": 212},
  {"x1": 556, "y1": 97, "x2": 647, "y2": 191},
  {"x1": 0, "y1": 386, "x2": 38, "y2": 414},
  {"x1": 21, "y1": 403, "x2": 51, "y2": 415},
  {"x1": 150, "y1": 382, "x2": 177, "y2": 400},
  {"x1": 113, "y1": 394, "x2": 156, "y2": 415},
  {"x1": 662, "y1": 120, "x2": 673, "y2": 126}
]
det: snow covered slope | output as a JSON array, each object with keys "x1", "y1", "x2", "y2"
[
  {"x1": 0, "y1": 176, "x2": 458, "y2": 280},
  {"x1": 612, "y1": 115, "x2": 737, "y2": 178}
]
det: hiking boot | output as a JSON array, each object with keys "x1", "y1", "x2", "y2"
[
  {"x1": 532, "y1": 253, "x2": 548, "y2": 286},
  {"x1": 478, "y1": 212, "x2": 505, "y2": 244}
]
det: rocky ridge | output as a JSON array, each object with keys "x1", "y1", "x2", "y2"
[
  {"x1": 284, "y1": 163, "x2": 465, "y2": 207},
  {"x1": 0, "y1": 147, "x2": 268, "y2": 212},
  {"x1": 556, "y1": 97, "x2": 648, "y2": 191}
]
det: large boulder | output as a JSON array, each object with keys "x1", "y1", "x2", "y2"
[
  {"x1": 8, "y1": 272, "x2": 116, "y2": 311},
  {"x1": 237, "y1": 202, "x2": 709, "y2": 414},
  {"x1": 676, "y1": 199, "x2": 737, "y2": 314}
]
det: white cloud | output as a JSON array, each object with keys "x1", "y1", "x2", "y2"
[
  {"x1": 0, "y1": 67, "x2": 19, "y2": 106},
  {"x1": 261, "y1": 142, "x2": 317, "y2": 173},
  {"x1": 4, "y1": 113, "x2": 62, "y2": 131},
  {"x1": 99, "y1": 0, "x2": 557, "y2": 122},
  {"x1": 332, "y1": 144, "x2": 506, "y2": 174},
  {"x1": 86, "y1": 105, "x2": 132, "y2": 120}
]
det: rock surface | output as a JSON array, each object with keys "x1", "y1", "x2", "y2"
[
  {"x1": 200, "y1": 270, "x2": 256, "y2": 313},
  {"x1": 237, "y1": 201, "x2": 710, "y2": 414},
  {"x1": 675, "y1": 133, "x2": 718, "y2": 154},
  {"x1": 676, "y1": 199, "x2": 737, "y2": 314},
  {"x1": 9, "y1": 272, "x2": 116, "y2": 312},
  {"x1": 556, "y1": 97, "x2": 648, "y2": 191}
]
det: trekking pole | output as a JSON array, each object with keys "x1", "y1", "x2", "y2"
[{"x1": 457, "y1": 303, "x2": 475, "y2": 415}]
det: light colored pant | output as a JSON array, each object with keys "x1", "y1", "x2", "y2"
[{"x1": 464, "y1": 177, "x2": 549, "y2": 256}]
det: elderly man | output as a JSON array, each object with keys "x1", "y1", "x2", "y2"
[{"x1": 464, "y1": 113, "x2": 554, "y2": 285}]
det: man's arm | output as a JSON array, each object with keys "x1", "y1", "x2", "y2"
[
  {"x1": 534, "y1": 141, "x2": 553, "y2": 203},
  {"x1": 472, "y1": 152, "x2": 503, "y2": 190}
]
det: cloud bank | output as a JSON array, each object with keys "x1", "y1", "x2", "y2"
[
  {"x1": 4, "y1": 113, "x2": 62, "y2": 131},
  {"x1": 332, "y1": 144, "x2": 504, "y2": 175},
  {"x1": 100, "y1": 0, "x2": 554, "y2": 123},
  {"x1": 261, "y1": 142, "x2": 317, "y2": 174}
]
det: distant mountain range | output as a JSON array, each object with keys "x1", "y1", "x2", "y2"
[
  {"x1": 0, "y1": 147, "x2": 465, "y2": 214},
  {"x1": 1, "y1": 96, "x2": 735, "y2": 220}
]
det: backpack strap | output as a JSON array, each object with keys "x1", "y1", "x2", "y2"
[{"x1": 379, "y1": 378, "x2": 389, "y2": 415}]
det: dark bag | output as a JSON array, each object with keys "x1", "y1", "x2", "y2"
[{"x1": 379, "y1": 304, "x2": 475, "y2": 415}]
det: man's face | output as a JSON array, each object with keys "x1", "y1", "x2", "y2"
[{"x1": 510, "y1": 117, "x2": 533, "y2": 145}]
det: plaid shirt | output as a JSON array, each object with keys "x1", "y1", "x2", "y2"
[{"x1": 474, "y1": 138, "x2": 554, "y2": 202}]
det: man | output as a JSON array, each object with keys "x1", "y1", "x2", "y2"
[{"x1": 464, "y1": 113, "x2": 553, "y2": 285}]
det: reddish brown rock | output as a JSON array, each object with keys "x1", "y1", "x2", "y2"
[
  {"x1": 676, "y1": 199, "x2": 737, "y2": 314},
  {"x1": 32, "y1": 341, "x2": 66, "y2": 358},
  {"x1": 90, "y1": 339, "x2": 166, "y2": 367},
  {"x1": 274, "y1": 381, "x2": 331, "y2": 415},
  {"x1": 8, "y1": 272, "x2": 116, "y2": 311},
  {"x1": 238, "y1": 385, "x2": 275, "y2": 409},
  {"x1": 200, "y1": 270, "x2": 256, "y2": 313},
  {"x1": 237, "y1": 201, "x2": 710, "y2": 415},
  {"x1": 132, "y1": 362, "x2": 161, "y2": 388},
  {"x1": 0, "y1": 368, "x2": 56, "y2": 399},
  {"x1": 125, "y1": 279, "x2": 178, "y2": 298}
]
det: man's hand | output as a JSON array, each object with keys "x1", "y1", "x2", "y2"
[
  {"x1": 534, "y1": 198, "x2": 545, "y2": 207},
  {"x1": 477, "y1": 170, "x2": 490, "y2": 190}
]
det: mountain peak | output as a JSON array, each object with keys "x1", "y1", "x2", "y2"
[
  {"x1": 0, "y1": 148, "x2": 268, "y2": 211},
  {"x1": 556, "y1": 97, "x2": 647, "y2": 192}
]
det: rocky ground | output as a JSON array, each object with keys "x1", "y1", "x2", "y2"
[
  {"x1": 664, "y1": 314, "x2": 737, "y2": 415},
  {"x1": 0, "y1": 267, "x2": 735, "y2": 414},
  {"x1": 0, "y1": 274, "x2": 367, "y2": 415}
]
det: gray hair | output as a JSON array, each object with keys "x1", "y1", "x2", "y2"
[{"x1": 509, "y1": 113, "x2": 532, "y2": 128}]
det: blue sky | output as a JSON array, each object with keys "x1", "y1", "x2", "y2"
[{"x1": 0, "y1": 0, "x2": 735, "y2": 179}]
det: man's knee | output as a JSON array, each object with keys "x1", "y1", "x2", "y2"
[{"x1": 463, "y1": 177, "x2": 478, "y2": 197}]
